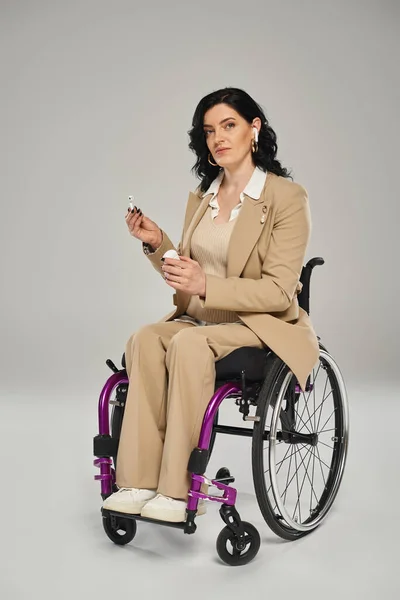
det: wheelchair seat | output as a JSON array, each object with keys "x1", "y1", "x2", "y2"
[
  {"x1": 121, "y1": 345, "x2": 270, "y2": 384},
  {"x1": 215, "y1": 346, "x2": 269, "y2": 383}
]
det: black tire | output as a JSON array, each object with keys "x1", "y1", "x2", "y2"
[
  {"x1": 102, "y1": 513, "x2": 137, "y2": 545},
  {"x1": 216, "y1": 521, "x2": 260, "y2": 566},
  {"x1": 252, "y1": 344, "x2": 348, "y2": 541}
]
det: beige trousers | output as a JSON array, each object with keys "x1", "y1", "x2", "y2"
[{"x1": 116, "y1": 320, "x2": 264, "y2": 500}]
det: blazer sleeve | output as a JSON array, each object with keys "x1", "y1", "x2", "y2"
[
  {"x1": 142, "y1": 231, "x2": 181, "y2": 276},
  {"x1": 199, "y1": 184, "x2": 311, "y2": 313}
]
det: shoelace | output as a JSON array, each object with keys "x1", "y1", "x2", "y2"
[
  {"x1": 153, "y1": 493, "x2": 184, "y2": 503},
  {"x1": 118, "y1": 487, "x2": 156, "y2": 494}
]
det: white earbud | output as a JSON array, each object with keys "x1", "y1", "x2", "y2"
[
  {"x1": 162, "y1": 249, "x2": 181, "y2": 261},
  {"x1": 253, "y1": 127, "x2": 258, "y2": 143}
]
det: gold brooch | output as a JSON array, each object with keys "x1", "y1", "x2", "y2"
[{"x1": 260, "y1": 205, "x2": 267, "y2": 224}]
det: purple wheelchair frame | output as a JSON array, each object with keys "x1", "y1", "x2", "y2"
[{"x1": 94, "y1": 370, "x2": 241, "y2": 517}]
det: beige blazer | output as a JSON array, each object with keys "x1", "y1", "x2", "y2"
[{"x1": 143, "y1": 171, "x2": 320, "y2": 391}]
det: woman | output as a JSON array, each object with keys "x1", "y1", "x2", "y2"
[{"x1": 103, "y1": 87, "x2": 319, "y2": 523}]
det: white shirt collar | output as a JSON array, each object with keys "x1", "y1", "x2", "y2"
[{"x1": 201, "y1": 166, "x2": 267, "y2": 206}]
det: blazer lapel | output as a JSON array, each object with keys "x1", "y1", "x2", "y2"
[
  {"x1": 181, "y1": 192, "x2": 212, "y2": 256},
  {"x1": 226, "y1": 195, "x2": 270, "y2": 277}
]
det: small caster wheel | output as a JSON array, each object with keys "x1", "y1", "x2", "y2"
[
  {"x1": 216, "y1": 521, "x2": 260, "y2": 566},
  {"x1": 102, "y1": 513, "x2": 137, "y2": 546},
  {"x1": 215, "y1": 467, "x2": 235, "y2": 484}
]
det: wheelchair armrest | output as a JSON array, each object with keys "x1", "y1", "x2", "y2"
[{"x1": 298, "y1": 256, "x2": 325, "y2": 315}]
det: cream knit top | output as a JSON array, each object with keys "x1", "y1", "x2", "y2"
[{"x1": 183, "y1": 205, "x2": 241, "y2": 324}]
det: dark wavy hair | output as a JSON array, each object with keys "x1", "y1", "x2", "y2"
[{"x1": 188, "y1": 87, "x2": 292, "y2": 193}]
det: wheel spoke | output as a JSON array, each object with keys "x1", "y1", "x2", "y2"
[
  {"x1": 293, "y1": 447, "x2": 301, "y2": 522},
  {"x1": 264, "y1": 444, "x2": 291, "y2": 475},
  {"x1": 318, "y1": 408, "x2": 336, "y2": 436},
  {"x1": 313, "y1": 369, "x2": 316, "y2": 432},
  {"x1": 310, "y1": 445, "x2": 316, "y2": 513},
  {"x1": 279, "y1": 444, "x2": 313, "y2": 502},
  {"x1": 314, "y1": 445, "x2": 332, "y2": 484},
  {"x1": 300, "y1": 383, "x2": 332, "y2": 433},
  {"x1": 301, "y1": 393, "x2": 314, "y2": 436},
  {"x1": 315, "y1": 382, "x2": 332, "y2": 433},
  {"x1": 294, "y1": 408, "x2": 313, "y2": 434},
  {"x1": 296, "y1": 363, "x2": 322, "y2": 426},
  {"x1": 283, "y1": 447, "x2": 294, "y2": 505},
  {"x1": 267, "y1": 444, "x2": 310, "y2": 499},
  {"x1": 302, "y1": 373, "x2": 329, "y2": 429},
  {"x1": 318, "y1": 440, "x2": 334, "y2": 451},
  {"x1": 296, "y1": 393, "x2": 313, "y2": 433},
  {"x1": 292, "y1": 442, "x2": 319, "y2": 503},
  {"x1": 267, "y1": 444, "x2": 298, "y2": 499},
  {"x1": 292, "y1": 444, "x2": 314, "y2": 521},
  {"x1": 296, "y1": 446, "x2": 321, "y2": 508},
  {"x1": 279, "y1": 443, "x2": 320, "y2": 512}
]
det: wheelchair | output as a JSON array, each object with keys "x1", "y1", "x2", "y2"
[{"x1": 94, "y1": 257, "x2": 349, "y2": 566}]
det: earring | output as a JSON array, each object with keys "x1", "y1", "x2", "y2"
[
  {"x1": 208, "y1": 153, "x2": 218, "y2": 166},
  {"x1": 252, "y1": 126, "x2": 259, "y2": 153}
]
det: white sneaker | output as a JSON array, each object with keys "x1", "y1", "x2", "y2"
[
  {"x1": 140, "y1": 493, "x2": 206, "y2": 523},
  {"x1": 103, "y1": 487, "x2": 157, "y2": 514}
]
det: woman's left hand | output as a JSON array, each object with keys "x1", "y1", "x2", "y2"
[{"x1": 162, "y1": 256, "x2": 206, "y2": 296}]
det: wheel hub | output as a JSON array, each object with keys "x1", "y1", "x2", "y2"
[
  {"x1": 278, "y1": 430, "x2": 319, "y2": 445},
  {"x1": 235, "y1": 539, "x2": 246, "y2": 551},
  {"x1": 289, "y1": 431, "x2": 319, "y2": 446}
]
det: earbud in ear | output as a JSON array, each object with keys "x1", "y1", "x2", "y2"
[{"x1": 253, "y1": 126, "x2": 258, "y2": 142}]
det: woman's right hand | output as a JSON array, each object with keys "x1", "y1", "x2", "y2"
[{"x1": 125, "y1": 206, "x2": 162, "y2": 248}]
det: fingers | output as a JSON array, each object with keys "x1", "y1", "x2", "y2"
[
  {"x1": 125, "y1": 206, "x2": 142, "y2": 222},
  {"x1": 162, "y1": 259, "x2": 183, "y2": 275},
  {"x1": 162, "y1": 264, "x2": 185, "y2": 285},
  {"x1": 125, "y1": 206, "x2": 143, "y2": 235},
  {"x1": 129, "y1": 215, "x2": 143, "y2": 236},
  {"x1": 131, "y1": 213, "x2": 143, "y2": 235}
]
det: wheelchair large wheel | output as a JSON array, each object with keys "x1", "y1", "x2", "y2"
[{"x1": 252, "y1": 343, "x2": 349, "y2": 541}]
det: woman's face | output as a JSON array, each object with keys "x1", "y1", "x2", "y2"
[{"x1": 203, "y1": 103, "x2": 260, "y2": 168}]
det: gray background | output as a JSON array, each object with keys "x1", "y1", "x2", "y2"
[{"x1": 0, "y1": 1, "x2": 399, "y2": 598}]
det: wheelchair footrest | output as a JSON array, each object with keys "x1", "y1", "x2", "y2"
[
  {"x1": 190, "y1": 473, "x2": 237, "y2": 506},
  {"x1": 101, "y1": 508, "x2": 194, "y2": 533}
]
